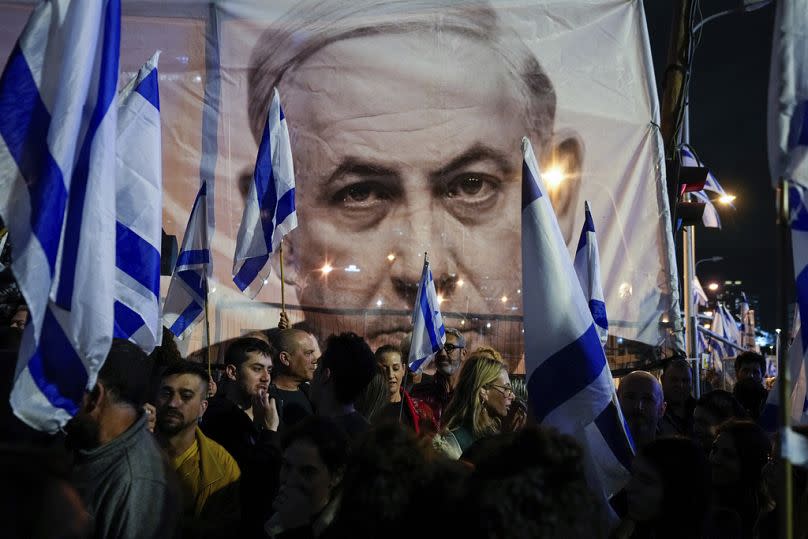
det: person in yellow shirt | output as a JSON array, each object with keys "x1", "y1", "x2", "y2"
[{"x1": 155, "y1": 360, "x2": 241, "y2": 538}]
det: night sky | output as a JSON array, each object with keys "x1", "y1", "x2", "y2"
[{"x1": 643, "y1": 1, "x2": 777, "y2": 331}]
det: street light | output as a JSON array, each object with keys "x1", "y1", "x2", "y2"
[
  {"x1": 695, "y1": 256, "x2": 723, "y2": 270},
  {"x1": 707, "y1": 282, "x2": 719, "y2": 291}
]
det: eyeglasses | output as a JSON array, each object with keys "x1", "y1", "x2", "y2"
[
  {"x1": 444, "y1": 343, "x2": 465, "y2": 353},
  {"x1": 487, "y1": 384, "x2": 515, "y2": 396}
]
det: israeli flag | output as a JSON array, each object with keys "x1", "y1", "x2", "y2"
[
  {"x1": 761, "y1": 329, "x2": 808, "y2": 433},
  {"x1": 710, "y1": 305, "x2": 740, "y2": 358},
  {"x1": 408, "y1": 257, "x2": 446, "y2": 373},
  {"x1": 522, "y1": 137, "x2": 633, "y2": 500},
  {"x1": 0, "y1": 0, "x2": 121, "y2": 432},
  {"x1": 233, "y1": 87, "x2": 297, "y2": 297},
  {"x1": 682, "y1": 147, "x2": 730, "y2": 228},
  {"x1": 114, "y1": 52, "x2": 162, "y2": 353},
  {"x1": 574, "y1": 201, "x2": 608, "y2": 346},
  {"x1": 163, "y1": 182, "x2": 210, "y2": 341},
  {"x1": 692, "y1": 276, "x2": 709, "y2": 308}
]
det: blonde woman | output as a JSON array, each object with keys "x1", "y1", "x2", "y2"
[{"x1": 433, "y1": 352, "x2": 514, "y2": 459}]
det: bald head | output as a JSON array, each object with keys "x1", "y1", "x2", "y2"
[
  {"x1": 275, "y1": 329, "x2": 320, "y2": 385},
  {"x1": 618, "y1": 371, "x2": 666, "y2": 450}
]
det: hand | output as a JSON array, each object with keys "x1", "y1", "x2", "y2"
[
  {"x1": 143, "y1": 403, "x2": 156, "y2": 433},
  {"x1": 278, "y1": 311, "x2": 290, "y2": 330},
  {"x1": 253, "y1": 389, "x2": 279, "y2": 432},
  {"x1": 501, "y1": 400, "x2": 527, "y2": 433},
  {"x1": 207, "y1": 376, "x2": 218, "y2": 398},
  {"x1": 272, "y1": 484, "x2": 315, "y2": 530}
]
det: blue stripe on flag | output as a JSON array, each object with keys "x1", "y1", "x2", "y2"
[
  {"x1": 797, "y1": 101, "x2": 808, "y2": 146},
  {"x1": 594, "y1": 402, "x2": 634, "y2": 470},
  {"x1": 797, "y1": 265, "x2": 808, "y2": 353},
  {"x1": 169, "y1": 300, "x2": 205, "y2": 337},
  {"x1": 255, "y1": 124, "x2": 278, "y2": 252},
  {"x1": 113, "y1": 300, "x2": 145, "y2": 338},
  {"x1": 233, "y1": 253, "x2": 269, "y2": 291},
  {"x1": 27, "y1": 308, "x2": 89, "y2": 415},
  {"x1": 54, "y1": 0, "x2": 121, "y2": 308},
  {"x1": 589, "y1": 299, "x2": 609, "y2": 330},
  {"x1": 134, "y1": 67, "x2": 160, "y2": 110},
  {"x1": 528, "y1": 324, "x2": 606, "y2": 422},
  {"x1": 176, "y1": 249, "x2": 210, "y2": 268},
  {"x1": 790, "y1": 186, "x2": 808, "y2": 231},
  {"x1": 116, "y1": 222, "x2": 161, "y2": 294},
  {"x1": 522, "y1": 160, "x2": 542, "y2": 210},
  {"x1": 0, "y1": 42, "x2": 67, "y2": 274},
  {"x1": 178, "y1": 270, "x2": 207, "y2": 300},
  {"x1": 576, "y1": 213, "x2": 596, "y2": 252},
  {"x1": 275, "y1": 187, "x2": 296, "y2": 230}
]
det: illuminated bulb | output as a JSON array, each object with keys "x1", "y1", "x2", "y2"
[
  {"x1": 437, "y1": 294, "x2": 445, "y2": 305},
  {"x1": 501, "y1": 295, "x2": 508, "y2": 303},
  {"x1": 517, "y1": 289, "x2": 521, "y2": 294},
  {"x1": 457, "y1": 279, "x2": 464, "y2": 287},
  {"x1": 263, "y1": 278, "x2": 269, "y2": 285},
  {"x1": 320, "y1": 263, "x2": 333, "y2": 275},
  {"x1": 376, "y1": 299, "x2": 383, "y2": 307},
  {"x1": 345, "y1": 264, "x2": 360, "y2": 273},
  {"x1": 718, "y1": 194, "x2": 736, "y2": 205},
  {"x1": 387, "y1": 253, "x2": 396, "y2": 262},
  {"x1": 460, "y1": 319, "x2": 465, "y2": 326},
  {"x1": 486, "y1": 322, "x2": 492, "y2": 329},
  {"x1": 703, "y1": 311, "x2": 713, "y2": 317},
  {"x1": 542, "y1": 167, "x2": 565, "y2": 189},
  {"x1": 704, "y1": 323, "x2": 711, "y2": 329},
  {"x1": 707, "y1": 282, "x2": 719, "y2": 291},
  {"x1": 209, "y1": 286, "x2": 216, "y2": 294}
]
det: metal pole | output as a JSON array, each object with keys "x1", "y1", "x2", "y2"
[
  {"x1": 776, "y1": 181, "x2": 794, "y2": 539},
  {"x1": 204, "y1": 272, "x2": 213, "y2": 381},
  {"x1": 279, "y1": 240, "x2": 286, "y2": 313}
]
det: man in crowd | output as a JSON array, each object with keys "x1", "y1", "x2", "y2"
[
  {"x1": 310, "y1": 332, "x2": 377, "y2": 440},
  {"x1": 617, "y1": 370, "x2": 666, "y2": 450},
  {"x1": 155, "y1": 360, "x2": 241, "y2": 538},
  {"x1": 200, "y1": 336, "x2": 280, "y2": 536},
  {"x1": 410, "y1": 328, "x2": 466, "y2": 426},
  {"x1": 66, "y1": 339, "x2": 179, "y2": 539},
  {"x1": 659, "y1": 358, "x2": 696, "y2": 437},
  {"x1": 270, "y1": 328, "x2": 319, "y2": 433},
  {"x1": 734, "y1": 351, "x2": 766, "y2": 385}
]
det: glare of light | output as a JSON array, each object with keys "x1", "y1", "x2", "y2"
[
  {"x1": 704, "y1": 323, "x2": 711, "y2": 329},
  {"x1": 460, "y1": 319, "x2": 465, "y2": 326},
  {"x1": 376, "y1": 299, "x2": 383, "y2": 307},
  {"x1": 517, "y1": 289, "x2": 521, "y2": 294},
  {"x1": 387, "y1": 253, "x2": 396, "y2": 262},
  {"x1": 486, "y1": 322, "x2": 492, "y2": 329},
  {"x1": 703, "y1": 310, "x2": 713, "y2": 317},
  {"x1": 263, "y1": 278, "x2": 269, "y2": 285},
  {"x1": 542, "y1": 167, "x2": 565, "y2": 189},
  {"x1": 718, "y1": 194, "x2": 736, "y2": 205},
  {"x1": 617, "y1": 337, "x2": 624, "y2": 345},
  {"x1": 724, "y1": 280, "x2": 733, "y2": 285},
  {"x1": 457, "y1": 279, "x2": 465, "y2": 287},
  {"x1": 618, "y1": 282, "x2": 633, "y2": 299},
  {"x1": 707, "y1": 282, "x2": 719, "y2": 291},
  {"x1": 320, "y1": 263, "x2": 333, "y2": 275},
  {"x1": 437, "y1": 294, "x2": 445, "y2": 305},
  {"x1": 500, "y1": 295, "x2": 508, "y2": 303},
  {"x1": 661, "y1": 315, "x2": 670, "y2": 323},
  {"x1": 193, "y1": 74, "x2": 202, "y2": 83},
  {"x1": 209, "y1": 286, "x2": 216, "y2": 294},
  {"x1": 345, "y1": 264, "x2": 360, "y2": 273},
  {"x1": 734, "y1": 280, "x2": 742, "y2": 285}
]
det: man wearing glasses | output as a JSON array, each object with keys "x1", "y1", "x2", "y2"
[{"x1": 411, "y1": 328, "x2": 467, "y2": 427}]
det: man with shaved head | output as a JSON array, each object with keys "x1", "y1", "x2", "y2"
[
  {"x1": 269, "y1": 329, "x2": 320, "y2": 433},
  {"x1": 617, "y1": 370, "x2": 666, "y2": 450}
]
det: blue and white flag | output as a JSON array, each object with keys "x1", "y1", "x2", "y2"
[
  {"x1": 682, "y1": 147, "x2": 731, "y2": 228},
  {"x1": 693, "y1": 276, "x2": 709, "y2": 308},
  {"x1": 522, "y1": 137, "x2": 633, "y2": 500},
  {"x1": 761, "y1": 329, "x2": 808, "y2": 433},
  {"x1": 114, "y1": 52, "x2": 162, "y2": 353},
  {"x1": 0, "y1": 0, "x2": 121, "y2": 432},
  {"x1": 408, "y1": 257, "x2": 446, "y2": 373},
  {"x1": 163, "y1": 182, "x2": 210, "y2": 341},
  {"x1": 711, "y1": 304, "x2": 741, "y2": 359},
  {"x1": 233, "y1": 87, "x2": 297, "y2": 297},
  {"x1": 574, "y1": 201, "x2": 608, "y2": 346}
]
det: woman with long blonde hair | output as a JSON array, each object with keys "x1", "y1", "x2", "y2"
[{"x1": 433, "y1": 351, "x2": 514, "y2": 459}]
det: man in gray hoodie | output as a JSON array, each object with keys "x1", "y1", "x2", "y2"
[{"x1": 65, "y1": 339, "x2": 179, "y2": 539}]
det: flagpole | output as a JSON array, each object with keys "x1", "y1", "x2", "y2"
[
  {"x1": 204, "y1": 272, "x2": 213, "y2": 381},
  {"x1": 279, "y1": 240, "x2": 286, "y2": 313},
  {"x1": 776, "y1": 180, "x2": 794, "y2": 539}
]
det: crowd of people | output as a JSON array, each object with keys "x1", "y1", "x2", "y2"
[{"x1": 1, "y1": 301, "x2": 807, "y2": 539}]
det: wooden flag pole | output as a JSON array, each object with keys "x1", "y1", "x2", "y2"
[
  {"x1": 280, "y1": 240, "x2": 286, "y2": 313},
  {"x1": 204, "y1": 272, "x2": 213, "y2": 381}
]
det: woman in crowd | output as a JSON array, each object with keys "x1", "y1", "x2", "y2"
[
  {"x1": 707, "y1": 419, "x2": 773, "y2": 539},
  {"x1": 433, "y1": 351, "x2": 514, "y2": 459},
  {"x1": 615, "y1": 437, "x2": 709, "y2": 539},
  {"x1": 373, "y1": 344, "x2": 436, "y2": 435}
]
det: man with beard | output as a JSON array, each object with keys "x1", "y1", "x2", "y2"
[
  {"x1": 617, "y1": 370, "x2": 666, "y2": 450},
  {"x1": 410, "y1": 328, "x2": 467, "y2": 426},
  {"x1": 200, "y1": 336, "x2": 280, "y2": 536},
  {"x1": 66, "y1": 339, "x2": 179, "y2": 539},
  {"x1": 155, "y1": 360, "x2": 240, "y2": 538}
]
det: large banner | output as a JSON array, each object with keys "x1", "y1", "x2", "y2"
[{"x1": 0, "y1": 0, "x2": 679, "y2": 370}]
